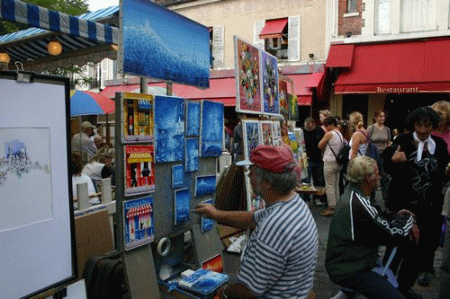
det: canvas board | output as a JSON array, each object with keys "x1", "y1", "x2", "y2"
[
  {"x1": 242, "y1": 119, "x2": 261, "y2": 160},
  {"x1": 200, "y1": 100, "x2": 224, "y2": 157},
  {"x1": 123, "y1": 196, "x2": 155, "y2": 251}
]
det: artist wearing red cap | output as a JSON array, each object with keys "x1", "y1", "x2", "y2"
[{"x1": 194, "y1": 145, "x2": 318, "y2": 299}]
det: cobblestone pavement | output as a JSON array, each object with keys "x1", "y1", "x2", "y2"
[{"x1": 309, "y1": 202, "x2": 442, "y2": 299}]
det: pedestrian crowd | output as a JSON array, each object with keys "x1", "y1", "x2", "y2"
[{"x1": 203, "y1": 101, "x2": 450, "y2": 299}]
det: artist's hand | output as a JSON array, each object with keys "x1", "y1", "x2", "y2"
[
  {"x1": 410, "y1": 223, "x2": 420, "y2": 244},
  {"x1": 192, "y1": 203, "x2": 218, "y2": 219},
  {"x1": 391, "y1": 145, "x2": 407, "y2": 163}
]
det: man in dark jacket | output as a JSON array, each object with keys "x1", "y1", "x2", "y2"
[{"x1": 326, "y1": 156, "x2": 418, "y2": 299}]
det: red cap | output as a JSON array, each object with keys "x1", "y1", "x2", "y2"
[{"x1": 237, "y1": 145, "x2": 298, "y2": 173}]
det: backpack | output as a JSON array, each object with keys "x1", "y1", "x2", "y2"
[
  {"x1": 336, "y1": 143, "x2": 351, "y2": 165},
  {"x1": 360, "y1": 130, "x2": 383, "y2": 168},
  {"x1": 82, "y1": 251, "x2": 128, "y2": 299}
]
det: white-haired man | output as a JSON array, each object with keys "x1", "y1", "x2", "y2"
[
  {"x1": 326, "y1": 156, "x2": 419, "y2": 299},
  {"x1": 72, "y1": 121, "x2": 98, "y2": 158}
]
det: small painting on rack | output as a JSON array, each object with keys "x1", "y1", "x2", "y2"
[
  {"x1": 195, "y1": 175, "x2": 217, "y2": 197},
  {"x1": 185, "y1": 138, "x2": 199, "y2": 172},
  {"x1": 154, "y1": 95, "x2": 185, "y2": 163},
  {"x1": 242, "y1": 120, "x2": 261, "y2": 160},
  {"x1": 200, "y1": 198, "x2": 214, "y2": 233},
  {"x1": 124, "y1": 145, "x2": 155, "y2": 195},
  {"x1": 288, "y1": 94, "x2": 299, "y2": 121},
  {"x1": 279, "y1": 80, "x2": 289, "y2": 120},
  {"x1": 172, "y1": 164, "x2": 184, "y2": 189},
  {"x1": 121, "y1": 93, "x2": 154, "y2": 143},
  {"x1": 259, "y1": 121, "x2": 274, "y2": 146},
  {"x1": 123, "y1": 196, "x2": 154, "y2": 251},
  {"x1": 186, "y1": 101, "x2": 201, "y2": 136},
  {"x1": 200, "y1": 101, "x2": 224, "y2": 157},
  {"x1": 174, "y1": 188, "x2": 190, "y2": 225},
  {"x1": 261, "y1": 51, "x2": 279, "y2": 115}
]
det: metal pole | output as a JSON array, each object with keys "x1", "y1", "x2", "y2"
[{"x1": 140, "y1": 77, "x2": 148, "y2": 94}]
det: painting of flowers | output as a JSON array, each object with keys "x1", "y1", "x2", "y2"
[{"x1": 235, "y1": 37, "x2": 261, "y2": 113}]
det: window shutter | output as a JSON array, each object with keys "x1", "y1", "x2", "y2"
[
  {"x1": 288, "y1": 16, "x2": 300, "y2": 62},
  {"x1": 253, "y1": 20, "x2": 265, "y2": 49},
  {"x1": 212, "y1": 26, "x2": 224, "y2": 68}
]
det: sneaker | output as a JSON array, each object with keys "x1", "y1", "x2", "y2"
[
  {"x1": 400, "y1": 288, "x2": 423, "y2": 299},
  {"x1": 417, "y1": 272, "x2": 432, "y2": 287}
]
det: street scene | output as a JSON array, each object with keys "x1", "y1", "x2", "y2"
[{"x1": 1, "y1": 0, "x2": 449, "y2": 298}]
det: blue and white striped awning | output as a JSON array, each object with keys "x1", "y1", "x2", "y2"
[{"x1": 0, "y1": 1, "x2": 119, "y2": 69}]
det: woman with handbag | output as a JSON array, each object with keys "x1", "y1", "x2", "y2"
[{"x1": 319, "y1": 116, "x2": 344, "y2": 216}]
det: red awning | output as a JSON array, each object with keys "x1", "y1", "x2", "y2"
[
  {"x1": 101, "y1": 77, "x2": 237, "y2": 106},
  {"x1": 259, "y1": 18, "x2": 288, "y2": 39},
  {"x1": 305, "y1": 72, "x2": 325, "y2": 95},
  {"x1": 334, "y1": 38, "x2": 450, "y2": 94},
  {"x1": 326, "y1": 44, "x2": 354, "y2": 68},
  {"x1": 101, "y1": 73, "x2": 315, "y2": 107}
]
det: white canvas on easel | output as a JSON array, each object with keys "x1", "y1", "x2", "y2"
[{"x1": 0, "y1": 74, "x2": 75, "y2": 299}]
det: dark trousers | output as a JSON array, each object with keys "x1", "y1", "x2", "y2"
[
  {"x1": 439, "y1": 216, "x2": 450, "y2": 298},
  {"x1": 336, "y1": 271, "x2": 406, "y2": 299},
  {"x1": 385, "y1": 211, "x2": 442, "y2": 290},
  {"x1": 303, "y1": 159, "x2": 326, "y2": 203}
]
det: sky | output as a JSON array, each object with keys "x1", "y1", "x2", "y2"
[{"x1": 88, "y1": 0, "x2": 119, "y2": 12}]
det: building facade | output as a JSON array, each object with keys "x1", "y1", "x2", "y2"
[{"x1": 327, "y1": 0, "x2": 450, "y2": 130}]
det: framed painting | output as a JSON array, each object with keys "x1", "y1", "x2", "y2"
[
  {"x1": 259, "y1": 121, "x2": 274, "y2": 146},
  {"x1": 123, "y1": 196, "x2": 154, "y2": 251},
  {"x1": 120, "y1": 93, "x2": 154, "y2": 143},
  {"x1": 172, "y1": 164, "x2": 184, "y2": 189},
  {"x1": 261, "y1": 51, "x2": 280, "y2": 115},
  {"x1": 242, "y1": 119, "x2": 261, "y2": 160},
  {"x1": 279, "y1": 79, "x2": 289, "y2": 120},
  {"x1": 288, "y1": 94, "x2": 299, "y2": 121},
  {"x1": 272, "y1": 121, "x2": 282, "y2": 146},
  {"x1": 124, "y1": 145, "x2": 155, "y2": 195},
  {"x1": 234, "y1": 36, "x2": 262, "y2": 114},
  {"x1": 200, "y1": 100, "x2": 224, "y2": 157},
  {"x1": 186, "y1": 101, "x2": 201, "y2": 137},
  {"x1": 174, "y1": 188, "x2": 190, "y2": 225},
  {"x1": 185, "y1": 138, "x2": 199, "y2": 172},
  {"x1": 154, "y1": 95, "x2": 185, "y2": 163},
  {"x1": 195, "y1": 175, "x2": 217, "y2": 197},
  {"x1": 200, "y1": 198, "x2": 214, "y2": 233}
]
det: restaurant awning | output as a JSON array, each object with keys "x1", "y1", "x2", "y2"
[
  {"x1": 325, "y1": 44, "x2": 354, "y2": 68},
  {"x1": 102, "y1": 71, "x2": 316, "y2": 107},
  {"x1": 259, "y1": 18, "x2": 288, "y2": 39},
  {"x1": 334, "y1": 38, "x2": 450, "y2": 94}
]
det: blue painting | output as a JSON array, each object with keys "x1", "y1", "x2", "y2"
[
  {"x1": 201, "y1": 198, "x2": 214, "y2": 233},
  {"x1": 121, "y1": 0, "x2": 210, "y2": 88},
  {"x1": 174, "y1": 188, "x2": 190, "y2": 225},
  {"x1": 195, "y1": 175, "x2": 217, "y2": 197},
  {"x1": 154, "y1": 95, "x2": 185, "y2": 163},
  {"x1": 186, "y1": 102, "x2": 201, "y2": 136},
  {"x1": 172, "y1": 164, "x2": 184, "y2": 188},
  {"x1": 261, "y1": 51, "x2": 280, "y2": 115},
  {"x1": 185, "y1": 138, "x2": 199, "y2": 172},
  {"x1": 243, "y1": 120, "x2": 261, "y2": 160},
  {"x1": 200, "y1": 101, "x2": 224, "y2": 157}
]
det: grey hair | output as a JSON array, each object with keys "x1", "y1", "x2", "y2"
[
  {"x1": 347, "y1": 156, "x2": 377, "y2": 184},
  {"x1": 252, "y1": 166, "x2": 298, "y2": 194}
]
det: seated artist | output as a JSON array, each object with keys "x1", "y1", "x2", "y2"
[
  {"x1": 82, "y1": 147, "x2": 115, "y2": 190},
  {"x1": 194, "y1": 145, "x2": 318, "y2": 298},
  {"x1": 71, "y1": 152, "x2": 99, "y2": 205},
  {"x1": 325, "y1": 156, "x2": 419, "y2": 299}
]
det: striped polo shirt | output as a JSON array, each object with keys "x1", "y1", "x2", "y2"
[{"x1": 238, "y1": 194, "x2": 319, "y2": 298}]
